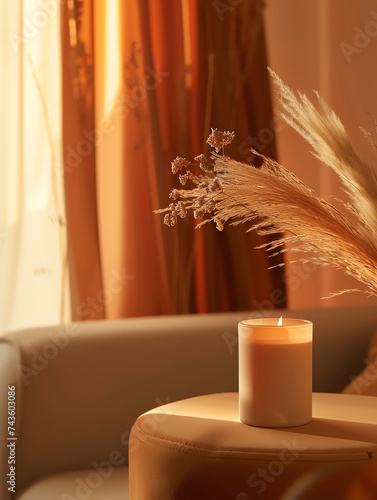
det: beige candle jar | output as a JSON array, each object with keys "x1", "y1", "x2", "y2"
[{"x1": 239, "y1": 318, "x2": 313, "y2": 427}]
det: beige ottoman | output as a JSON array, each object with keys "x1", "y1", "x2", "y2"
[{"x1": 129, "y1": 393, "x2": 377, "y2": 499}]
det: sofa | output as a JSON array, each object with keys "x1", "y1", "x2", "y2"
[{"x1": 0, "y1": 305, "x2": 376, "y2": 499}]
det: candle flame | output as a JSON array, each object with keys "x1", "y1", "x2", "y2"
[{"x1": 277, "y1": 316, "x2": 283, "y2": 326}]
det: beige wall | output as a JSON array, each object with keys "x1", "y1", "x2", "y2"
[{"x1": 264, "y1": 0, "x2": 377, "y2": 309}]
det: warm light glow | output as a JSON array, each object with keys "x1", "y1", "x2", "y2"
[
  {"x1": 277, "y1": 316, "x2": 283, "y2": 326},
  {"x1": 0, "y1": 0, "x2": 69, "y2": 334},
  {"x1": 67, "y1": 0, "x2": 77, "y2": 46},
  {"x1": 181, "y1": 0, "x2": 192, "y2": 89},
  {"x1": 103, "y1": 0, "x2": 121, "y2": 119}
]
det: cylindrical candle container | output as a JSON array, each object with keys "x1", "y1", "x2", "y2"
[{"x1": 239, "y1": 318, "x2": 312, "y2": 427}]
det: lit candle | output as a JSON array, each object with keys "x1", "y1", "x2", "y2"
[{"x1": 238, "y1": 317, "x2": 312, "y2": 427}]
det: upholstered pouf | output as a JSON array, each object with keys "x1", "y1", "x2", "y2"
[{"x1": 129, "y1": 393, "x2": 377, "y2": 500}]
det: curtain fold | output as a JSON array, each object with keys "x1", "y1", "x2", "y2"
[
  {"x1": 0, "y1": 0, "x2": 68, "y2": 335},
  {"x1": 62, "y1": 1, "x2": 104, "y2": 320},
  {"x1": 63, "y1": 0, "x2": 286, "y2": 319}
]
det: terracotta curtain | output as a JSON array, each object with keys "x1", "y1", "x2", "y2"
[
  {"x1": 62, "y1": 0, "x2": 286, "y2": 320},
  {"x1": 0, "y1": 1, "x2": 67, "y2": 336}
]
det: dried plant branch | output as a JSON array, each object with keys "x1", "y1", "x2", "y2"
[
  {"x1": 268, "y1": 68, "x2": 377, "y2": 236},
  {"x1": 210, "y1": 153, "x2": 377, "y2": 296},
  {"x1": 156, "y1": 75, "x2": 377, "y2": 298}
]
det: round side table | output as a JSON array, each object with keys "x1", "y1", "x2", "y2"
[{"x1": 129, "y1": 393, "x2": 377, "y2": 499}]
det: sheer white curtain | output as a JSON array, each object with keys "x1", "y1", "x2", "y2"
[{"x1": 0, "y1": 1, "x2": 68, "y2": 334}]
